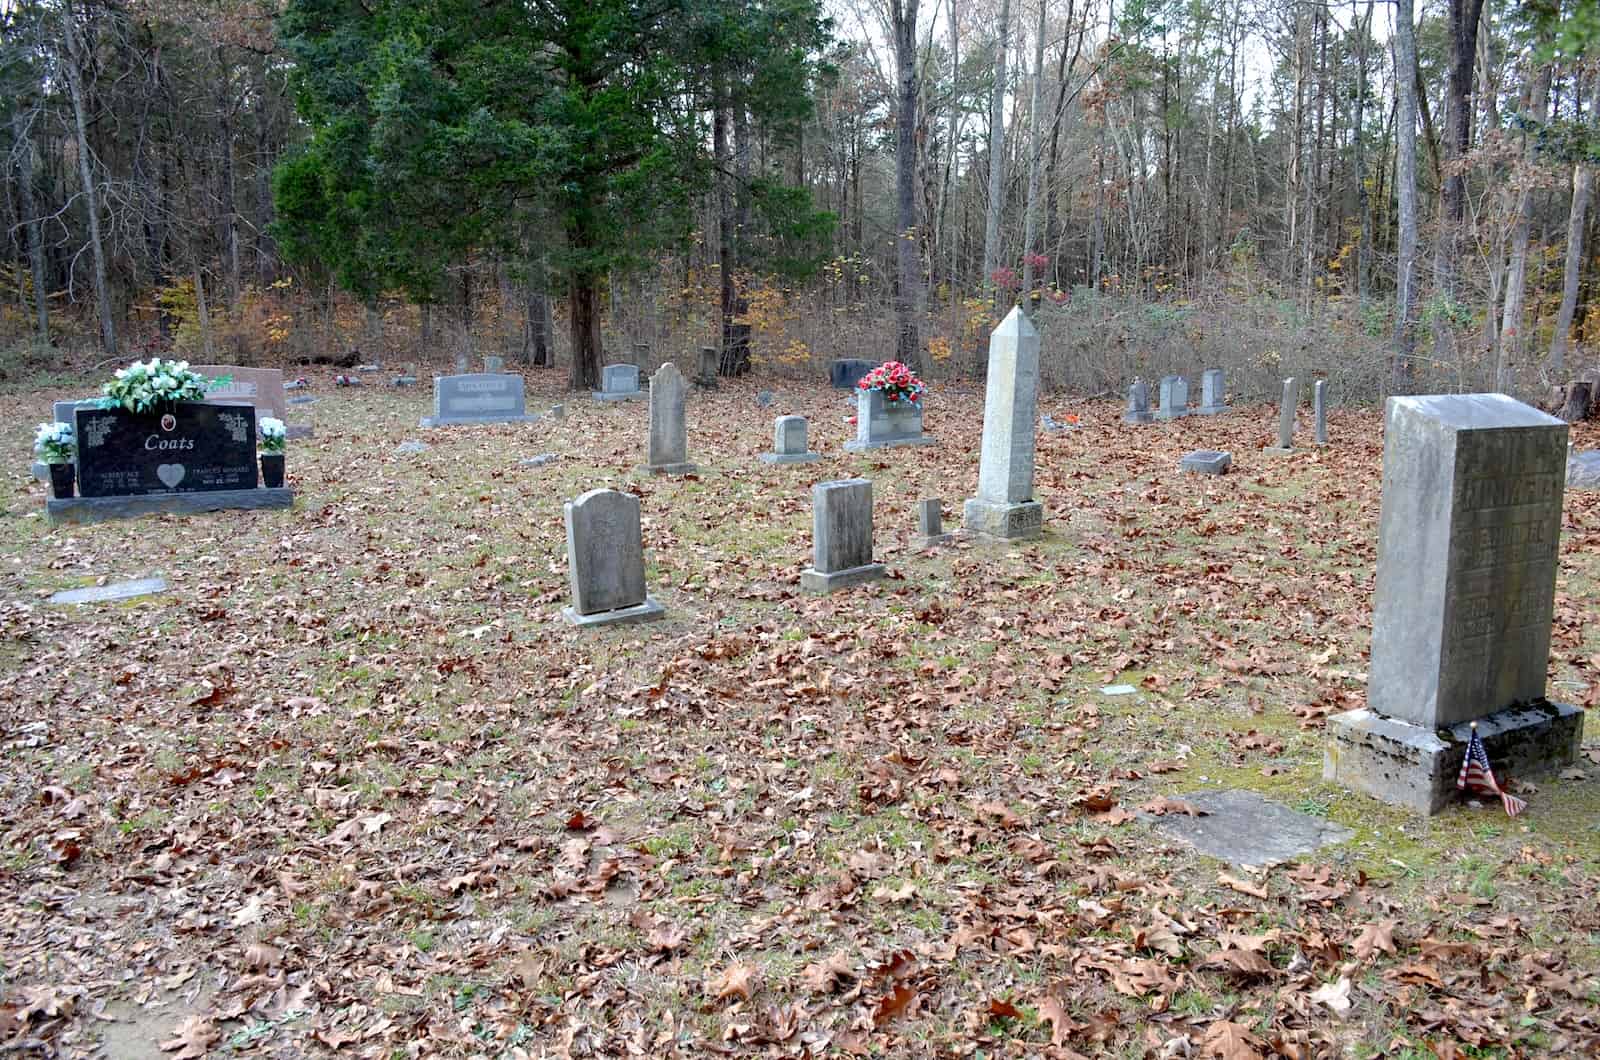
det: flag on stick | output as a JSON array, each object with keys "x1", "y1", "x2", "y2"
[{"x1": 1457, "y1": 722, "x2": 1526, "y2": 817}]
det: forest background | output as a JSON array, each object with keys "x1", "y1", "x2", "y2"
[{"x1": 3, "y1": 0, "x2": 1599, "y2": 405}]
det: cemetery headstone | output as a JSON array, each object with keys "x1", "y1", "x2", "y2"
[
  {"x1": 454, "y1": 354, "x2": 470, "y2": 373},
  {"x1": 1324, "y1": 394, "x2": 1583, "y2": 813},
  {"x1": 1198, "y1": 368, "x2": 1227, "y2": 415},
  {"x1": 643, "y1": 362, "x2": 696, "y2": 475},
  {"x1": 193, "y1": 364, "x2": 312, "y2": 440},
  {"x1": 1265, "y1": 377, "x2": 1297, "y2": 454},
  {"x1": 697, "y1": 346, "x2": 719, "y2": 389},
  {"x1": 48, "y1": 577, "x2": 168, "y2": 605},
  {"x1": 394, "y1": 440, "x2": 429, "y2": 454},
  {"x1": 1180, "y1": 449, "x2": 1231, "y2": 475},
  {"x1": 829, "y1": 358, "x2": 876, "y2": 389},
  {"x1": 1123, "y1": 379, "x2": 1153, "y2": 424},
  {"x1": 915, "y1": 498, "x2": 954, "y2": 548},
  {"x1": 845, "y1": 387, "x2": 936, "y2": 450},
  {"x1": 562, "y1": 488, "x2": 665, "y2": 626},
  {"x1": 593, "y1": 363, "x2": 645, "y2": 402},
  {"x1": 756, "y1": 390, "x2": 776, "y2": 408},
  {"x1": 393, "y1": 375, "x2": 418, "y2": 387},
  {"x1": 420, "y1": 374, "x2": 539, "y2": 427},
  {"x1": 483, "y1": 355, "x2": 505, "y2": 373},
  {"x1": 1567, "y1": 450, "x2": 1600, "y2": 489},
  {"x1": 964, "y1": 306, "x2": 1044, "y2": 540},
  {"x1": 1314, "y1": 380, "x2": 1329, "y2": 445},
  {"x1": 1156, "y1": 375, "x2": 1190, "y2": 421},
  {"x1": 520, "y1": 453, "x2": 560, "y2": 468},
  {"x1": 1148, "y1": 789, "x2": 1352, "y2": 867},
  {"x1": 549, "y1": 404, "x2": 566, "y2": 420},
  {"x1": 801, "y1": 478, "x2": 886, "y2": 593},
  {"x1": 760, "y1": 415, "x2": 821, "y2": 464}
]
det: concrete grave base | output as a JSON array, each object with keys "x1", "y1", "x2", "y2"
[
  {"x1": 287, "y1": 424, "x2": 314, "y2": 440},
  {"x1": 48, "y1": 488, "x2": 294, "y2": 526},
  {"x1": 48, "y1": 577, "x2": 168, "y2": 605},
  {"x1": 759, "y1": 452, "x2": 822, "y2": 465},
  {"x1": 843, "y1": 436, "x2": 936, "y2": 451},
  {"x1": 1181, "y1": 450, "x2": 1232, "y2": 475},
  {"x1": 1147, "y1": 788, "x2": 1354, "y2": 867},
  {"x1": 961, "y1": 498, "x2": 1044, "y2": 540},
  {"x1": 1154, "y1": 409, "x2": 1190, "y2": 421},
  {"x1": 1196, "y1": 405, "x2": 1228, "y2": 416},
  {"x1": 1324, "y1": 702, "x2": 1583, "y2": 815},
  {"x1": 563, "y1": 596, "x2": 665, "y2": 628},
  {"x1": 592, "y1": 390, "x2": 645, "y2": 402},
  {"x1": 642, "y1": 462, "x2": 698, "y2": 476},
  {"x1": 1122, "y1": 412, "x2": 1154, "y2": 425},
  {"x1": 1262, "y1": 446, "x2": 1296, "y2": 456},
  {"x1": 800, "y1": 562, "x2": 886, "y2": 594},
  {"x1": 420, "y1": 414, "x2": 541, "y2": 428},
  {"x1": 913, "y1": 533, "x2": 955, "y2": 549}
]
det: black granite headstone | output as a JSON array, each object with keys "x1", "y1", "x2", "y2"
[
  {"x1": 75, "y1": 402, "x2": 257, "y2": 498},
  {"x1": 829, "y1": 358, "x2": 876, "y2": 389}
]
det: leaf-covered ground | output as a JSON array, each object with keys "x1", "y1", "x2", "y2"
[{"x1": 2, "y1": 373, "x2": 1598, "y2": 1059}]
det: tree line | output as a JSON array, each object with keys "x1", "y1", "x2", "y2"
[{"x1": 4, "y1": 0, "x2": 1599, "y2": 395}]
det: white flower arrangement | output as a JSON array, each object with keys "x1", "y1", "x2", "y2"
[
  {"x1": 100, "y1": 357, "x2": 213, "y2": 414},
  {"x1": 33, "y1": 421, "x2": 75, "y2": 464},
  {"x1": 258, "y1": 417, "x2": 287, "y2": 454}
]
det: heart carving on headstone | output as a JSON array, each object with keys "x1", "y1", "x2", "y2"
[{"x1": 156, "y1": 463, "x2": 186, "y2": 488}]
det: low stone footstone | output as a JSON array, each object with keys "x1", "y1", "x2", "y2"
[
  {"x1": 1197, "y1": 368, "x2": 1227, "y2": 415},
  {"x1": 593, "y1": 363, "x2": 645, "y2": 402},
  {"x1": 1313, "y1": 380, "x2": 1329, "y2": 445},
  {"x1": 915, "y1": 498, "x2": 954, "y2": 548},
  {"x1": 520, "y1": 453, "x2": 559, "y2": 467},
  {"x1": 801, "y1": 479, "x2": 886, "y2": 593},
  {"x1": 845, "y1": 388, "x2": 936, "y2": 450},
  {"x1": 829, "y1": 358, "x2": 875, "y2": 389},
  {"x1": 760, "y1": 416, "x2": 820, "y2": 464},
  {"x1": 1155, "y1": 375, "x2": 1190, "y2": 420},
  {"x1": 395, "y1": 440, "x2": 429, "y2": 454},
  {"x1": 1264, "y1": 377, "x2": 1298, "y2": 454},
  {"x1": 1180, "y1": 449, "x2": 1231, "y2": 475},
  {"x1": 562, "y1": 488, "x2": 665, "y2": 627},
  {"x1": 1123, "y1": 379, "x2": 1153, "y2": 424},
  {"x1": 48, "y1": 577, "x2": 168, "y2": 605},
  {"x1": 393, "y1": 376, "x2": 418, "y2": 387},
  {"x1": 1039, "y1": 413, "x2": 1077, "y2": 432},
  {"x1": 549, "y1": 404, "x2": 566, "y2": 420},
  {"x1": 697, "y1": 346, "x2": 719, "y2": 389},
  {"x1": 964, "y1": 306, "x2": 1044, "y2": 540},
  {"x1": 421, "y1": 374, "x2": 539, "y2": 427},
  {"x1": 1567, "y1": 451, "x2": 1600, "y2": 489},
  {"x1": 644, "y1": 362, "x2": 696, "y2": 475},
  {"x1": 1325, "y1": 393, "x2": 1583, "y2": 813},
  {"x1": 287, "y1": 396, "x2": 318, "y2": 405},
  {"x1": 1147, "y1": 789, "x2": 1353, "y2": 868}
]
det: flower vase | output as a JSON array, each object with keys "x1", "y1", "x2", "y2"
[
  {"x1": 48, "y1": 463, "x2": 75, "y2": 499},
  {"x1": 261, "y1": 453, "x2": 285, "y2": 489}
]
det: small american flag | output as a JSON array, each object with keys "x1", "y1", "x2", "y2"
[{"x1": 1457, "y1": 723, "x2": 1526, "y2": 817}]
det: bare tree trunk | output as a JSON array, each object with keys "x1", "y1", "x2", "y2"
[
  {"x1": 981, "y1": 0, "x2": 1011, "y2": 312},
  {"x1": 890, "y1": 0, "x2": 925, "y2": 371},
  {"x1": 1551, "y1": 157, "x2": 1596, "y2": 374},
  {"x1": 1019, "y1": 0, "x2": 1046, "y2": 297},
  {"x1": 62, "y1": 11, "x2": 116, "y2": 357},
  {"x1": 194, "y1": 265, "x2": 215, "y2": 359},
  {"x1": 942, "y1": 0, "x2": 961, "y2": 290},
  {"x1": 1354, "y1": 0, "x2": 1373, "y2": 302},
  {"x1": 13, "y1": 110, "x2": 49, "y2": 340},
  {"x1": 1500, "y1": 67, "x2": 1551, "y2": 382},
  {"x1": 1392, "y1": 0, "x2": 1418, "y2": 391}
]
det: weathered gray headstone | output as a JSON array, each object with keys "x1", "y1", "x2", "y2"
[
  {"x1": 801, "y1": 479, "x2": 885, "y2": 593},
  {"x1": 48, "y1": 577, "x2": 168, "y2": 605},
  {"x1": 421, "y1": 374, "x2": 539, "y2": 427},
  {"x1": 760, "y1": 415, "x2": 820, "y2": 464},
  {"x1": 644, "y1": 362, "x2": 695, "y2": 475},
  {"x1": 562, "y1": 488, "x2": 665, "y2": 626},
  {"x1": 1325, "y1": 394, "x2": 1583, "y2": 813},
  {"x1": 193, "y1": 365, "x2": 312, "y2": 439},
  {"x1": 1265, "y1": 377, "x2": 1297, "y2": 453},
  {"x1": 1313, "y1": 380, "x2": 1329, "y2": 446},
  {"x1": 845, "y1": 387, "x2": 936, "y2": 450},
  {"x1": 1123, "y1": 379, "x2": 1153, "y2": 425},
  {"x1": 1180, "y1": 449, "x2": 1231, "y2": 476},
  {"x1": 393, "y1": 375, "x2": 418, "y2": 387},
  {"x1": 756, "y1": 390, "x2": 776, "y2": 408},
  {"x1": 915, "y1": 498, "x2": 954, "y2": 548},
  {"x1": 549, "y1": 404, "x2": 566, "y2": 420},
  {"x1": 454, "y1": 354, "x2": 470, "y2": 373},
  {"x1": 1567, "y1": 451, "x2": 1600, "y2": 489},
  {"x1": 1155, "y1": 375, "x2": 1189, "y2": 421},
  {"x1": 964, "y1": 306, "x2": 1044, "y2": 540},
  {"x1": 697, "y1": 346, "x2": 719, "y2": 389},
  {"x1": 594, "y1": 363, "x2": 644, "y2": 402},
  {"x1": 483, "y1": 355, "x2": 505, "y2": 374},
  {"x1": 1148, "y1": 789, "x2": 1353, "y2": 867},
  {"x1": 1198, "y1": 368, "x2": 1227, "y2": 415},
  {"x1": 829, "y1": 359, "x2": 875, "y2": 389}
]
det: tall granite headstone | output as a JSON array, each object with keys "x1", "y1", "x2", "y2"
[
  {"x1": 1123, "y1": 380, "x2": 1153, "y2": 424},
  {"x1": 1198, "y1": 369, "x2": 1227, "y2": 415},
  {"x1": 801, "y1": 479, "x2": 886, "y2": 593},
  {"x1": 75, "y1": 403, "x2": 258, "y2": 497},
  {"x1": 1155, "y1": 375, "x2": 1190, "y2": 421},
  {"x1": 964, "y1": 306, "x2": 1044, "y2": 540},
  {"x1": 697, "y1": 346, "x2": 719, "y2": 389},
  {"x1": 1314, "y1": 380, "x2": 1329, "y2": 445},
  {"x1": 1325, "y1": 394, "x2": 1582, "y2": 813},
  {"x1": 562, "y1": 488, "x2": 665, "y2": 626},
  {"x1": 1265, "y1": 377, "x2": 1297, "y2": 453},
  {"x1": 644, "y1": 362, "x2": 695, "y2": 475},
  {"x1": 421, "y1": 374, "x2": 538, "y2": 427}
]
